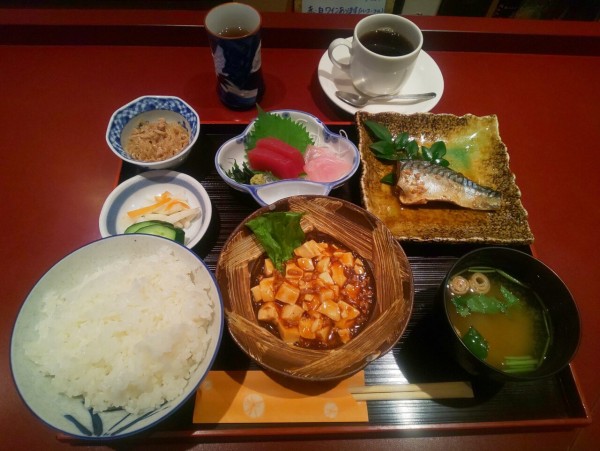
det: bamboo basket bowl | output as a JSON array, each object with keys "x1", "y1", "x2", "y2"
[{"x1": 215, "y1": 195, "x2": 414, "y2": 381}]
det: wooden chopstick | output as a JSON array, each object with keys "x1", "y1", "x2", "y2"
[{"x1": 349, "y1": 382, "x2": 474, "y2": 401}]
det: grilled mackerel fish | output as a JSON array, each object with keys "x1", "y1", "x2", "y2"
[{"x1": 395, "y1": 160, "x2": 502, "y2": 210}]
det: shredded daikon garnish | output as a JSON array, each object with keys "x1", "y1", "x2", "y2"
[{"x1": 127, "y1": 191, "x2": 200, "y2": 228}]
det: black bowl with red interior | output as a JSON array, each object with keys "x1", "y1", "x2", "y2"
[{"x1": 439, "y1": 247, "x2": 580, "y2": 382}]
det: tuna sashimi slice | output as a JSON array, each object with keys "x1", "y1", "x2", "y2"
[
  {"x1": 254, "y1": 137, "x2": 305, "y2": 169},
  {"x1": 247, "y1": 146, "x2": 304, "y2": 179}
]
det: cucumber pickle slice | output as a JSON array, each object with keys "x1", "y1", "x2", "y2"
[
  {"x1": 124, "y1": 220, "x2": 168, "y2": 234},
  {"x1": 125, "y1": 220, "x2": 185, "y2": 244}
]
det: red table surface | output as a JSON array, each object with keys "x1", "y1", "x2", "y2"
[{"x1": 1, "y1": 8, "x2": 599, "y2": 451}]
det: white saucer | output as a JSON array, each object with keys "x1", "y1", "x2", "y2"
[{"x1": 318, "y1": 38, "x2": 444, "y2": 114}]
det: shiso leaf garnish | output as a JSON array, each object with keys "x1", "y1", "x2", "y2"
[
  {"x1": 363, "y1": 120, "x2": 450, "y2": 184},
  {"x1": 245, "y1": 106, "x2": 314, "y2": 153}
]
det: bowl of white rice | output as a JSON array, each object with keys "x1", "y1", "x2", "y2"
[{"x1": 10, "y1": 234, "x2": 223, "y2": 440}]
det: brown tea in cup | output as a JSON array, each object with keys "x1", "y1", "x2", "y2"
[
  {"x1": 218, "y1": 26, "x2": 250, "y2": 38},
  {"x1": 205, "y1": 2, "x2": 265, "y2": 109},
  {"x1": 359, "y1": 28, "x2": 414, "y2": 57}
]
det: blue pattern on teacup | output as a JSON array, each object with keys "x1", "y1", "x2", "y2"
[
  {"x1": 107, "y1": 96, "x2": 199, "y2": 159},
  {"x1": 209, "y1": 33, "x2": 265, "y2": 110}
]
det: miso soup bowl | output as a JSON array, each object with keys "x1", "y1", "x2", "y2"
[{"x1": 440, "y1": 247, "x2": 580, "y2": 382}]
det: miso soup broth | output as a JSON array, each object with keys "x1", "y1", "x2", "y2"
[{"x1": 446, "y1": 267, "x2": 551, "y2": 374}]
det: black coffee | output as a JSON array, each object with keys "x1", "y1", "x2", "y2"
[{"x1": 359, "y1": 28, "x2": 414, "y2": 57}]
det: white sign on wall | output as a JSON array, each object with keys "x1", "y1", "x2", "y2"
[{"x1": 299, "y1": 0, "x2": 391, "y2": 14}]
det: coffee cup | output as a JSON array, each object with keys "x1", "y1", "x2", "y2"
[
  {"x1": 328, "y1": 14, "x2": 423, "y2": 96},
  {"x1": 205, "y1": 2, "x2": 265, "y2": 110}
]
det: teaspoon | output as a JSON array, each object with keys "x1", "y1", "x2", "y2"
[{"x1": 335, "y1": 90, "x2": 437, "y2": 108}]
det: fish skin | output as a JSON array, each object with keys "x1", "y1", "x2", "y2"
[{"x1": 395, "y1": 160, "x2": 502, "y2": 210}]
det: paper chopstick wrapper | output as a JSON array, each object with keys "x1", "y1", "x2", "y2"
[{"x1": 193, "y1": 370, "x2": 369, "y2": 423}]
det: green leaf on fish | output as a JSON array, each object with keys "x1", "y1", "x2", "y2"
[
  {"x1": 246, "y1": 212, "x2": 305, "y2": 272},
  {"x1": 396, "y1": 132, "x2": 410, "y2": 148},
  {"x1": 462, "y1": 326, "x2": 489, "y2": 360},
  {"x1": 432, "y1": 158, "x2": 450, "y2": 167},
  {"x1": 380, "y1": 173, "x2": 395, "y2": 184},
  {"x1": 364, "y1": 120, "x2": 393, "y2": 141},
  {"x1": 245, "y1": 106, "x2": 314, "y2": 153},
  {"x1": 429, "y1": 141, "x2": 447, "y2": 158},
  {"x1": 421, "y1": 144, "x2": 434, "y2": 161},
  {"x1": 423, "y1": 141, "x2": 450, "y2": 167},
  {"x1": 363, "y1": 120, "x2": 450, "y2": 169},
  {"x1": 407, "y1": 140, "x2": 420, "y2": 159},
  {"x1": 370, "y1": 140, "x2": 400, "y2": 160}
]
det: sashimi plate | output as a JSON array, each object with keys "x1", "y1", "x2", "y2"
[
  {"x1": 215, "y1": 109, "x2": 360, "y2": 206},
  {"x1": 356, "y1": 112, "x2": 533, "y2": 244}
]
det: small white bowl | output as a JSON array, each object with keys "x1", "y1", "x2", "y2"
[
  {"x1": 10, "y1": 234, "x2": 223, "y2": 439},
  {"x1": 106, "y1": 95, "x2": 200, "y2": 169},
  {"x1": 99, "y1": 170, "x2": 212, "y2": 249},
  {"x1": 215, "y1": 109, "x2": 360, "y2": 206}
]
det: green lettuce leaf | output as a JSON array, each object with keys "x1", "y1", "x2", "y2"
[{"x1": 246, "y1": 212, "x2": 305, "y2": 272}]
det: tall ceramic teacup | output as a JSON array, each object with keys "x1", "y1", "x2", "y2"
[
  {"x1": 205, "y1": 3, "x2": 265, "y2": 110},
  {"x1": 328, "y1": 14, "x2": 423, "y2": 96}
]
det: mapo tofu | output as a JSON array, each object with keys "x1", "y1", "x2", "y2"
[{"x1": 251, "y1": 239, "x2": 375, "y2": 349}]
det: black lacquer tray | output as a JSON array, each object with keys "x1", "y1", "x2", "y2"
[{"x1": 107, "y1": 124, "x2": 588, "y2": 442}]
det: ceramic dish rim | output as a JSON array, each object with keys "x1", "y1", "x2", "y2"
[
  {"x1": 216, "y1": 194, "x2": 415, "y2": 381},
  {"x1": 214, "y1": 109, "x2": 360, "y2": 206},
  {"x1": 9, "y1": 234, "x2": 224, "y2": 440},
  {"x1": 98, "y1": 169, "x2": 212, "y2": 249},
  {"x1": 105, "y1": 95, "x2": 200, "y2": 168},
  {"x1": 317, "y1": 40, "x2": 444, "y2": 115}
]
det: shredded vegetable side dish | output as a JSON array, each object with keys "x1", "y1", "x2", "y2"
[
  {"x1": 123, "y1": 191, "x2": 200, "y2": 244},
  {"x1": 125, "y1": 118, "x2": 190, "y2": 162},
  {"x1": 127, "y1": 191, "x2": 199, "y2": 229}
]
